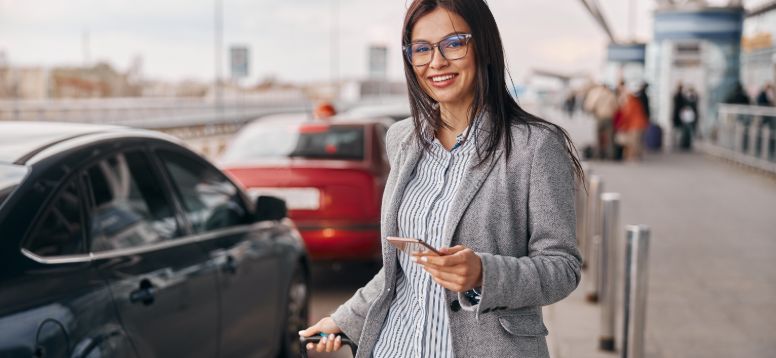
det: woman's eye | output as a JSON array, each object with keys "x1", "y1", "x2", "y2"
[
  {"x1": 413, "y1": 45, "x2": 431, "y2": 53},
  {"x1": 445, "y1": 38, "x2": 464, "y2": 48}
]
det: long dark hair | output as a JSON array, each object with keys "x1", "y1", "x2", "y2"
[{"x1": 402, "y1": 0, "x2": 584, "y2": 181}]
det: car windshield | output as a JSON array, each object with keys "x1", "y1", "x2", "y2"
[
  {"x1": 0, "y1": 163, "x2": 29, "y2": 207},
  {"x1": 222, "y1": 123, "x2": 365, "y2": 161}
]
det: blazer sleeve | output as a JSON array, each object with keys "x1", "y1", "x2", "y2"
[
  {"x1": 330, "y1": 267, "x2": 385, "y2": 343},
  {"x1": 474, "y1": 129, "x2": 582, "y2": 314}
]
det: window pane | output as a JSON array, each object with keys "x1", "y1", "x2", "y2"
[
  {"x1": 222, "y1": 124, "x2": 365, "y2": 161},
  {"x1": 159, "y1": 151, "x2": 247, "y2": 233},
  {"x1": 87, "y1": 151, "x2": 178, "y2": 252},
  {"x1": 26, "y1": 180, "x2": 85, "y2": 257}
]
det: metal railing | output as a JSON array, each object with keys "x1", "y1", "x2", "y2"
[{"x1": 700, "y1": 104, "x2": 776, "y2": 174}]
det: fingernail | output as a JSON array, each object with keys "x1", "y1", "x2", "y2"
[
  {"x1": 412, "y1": 256, "x2": 419, "y2": 263},
  {"x1": 307, "y1": 343, "x2": 313, "y2": 349},
  {"x1": 336, "y1": 335, "x2": 342, "y2": 341},
  {"x1": 421, "y1": 256, "x2": 428, "y2": 262},
  {"x1": 298, "y1": 330, "x2": 304, "y2": 336},
  {"x1": 321, "y1": 338, "x2": 327, "y2": 344},
  {"x1": 329, "y1": 334, "x2": 335, "y2": 340}
]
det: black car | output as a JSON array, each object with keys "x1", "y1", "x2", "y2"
[{"x1": 0, "y1": 122, "x2": 310, "y2": 358}]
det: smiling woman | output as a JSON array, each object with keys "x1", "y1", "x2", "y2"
[{"x1": 300, "y1": 1, "x2": 583, "y2": 357}]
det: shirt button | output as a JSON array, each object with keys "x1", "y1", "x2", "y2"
[{"x1": 450, "y1": 299, "x2": 461, "y2": 312}]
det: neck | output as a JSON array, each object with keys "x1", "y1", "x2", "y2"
[{"x1": 439, "y1": 97, "x2": 474, "y2": 133}]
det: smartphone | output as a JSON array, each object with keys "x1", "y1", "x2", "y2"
[{"x1": 386, "y1": 236, "x2": 442, "y2": 256}]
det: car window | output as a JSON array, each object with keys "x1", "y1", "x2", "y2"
[
  {"x1": 222, "y1": 124, "x2": 365, "y2": 161},
  {"x1": 25, "y1": 179, "x2": 86, "y2": 257},
  {"x1": 158, "y1": 150, "x2": 248, "y2": 233},
  {"x1": 86, "y1": 151, "x2": 179, "y2": 252}
]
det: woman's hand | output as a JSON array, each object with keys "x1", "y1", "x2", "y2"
[
  {"x1": 298, "y1": 316, "x2": 344, "y2": 353},
  {"x1": 413, "y1": 245, "x2": 483, "y2": 292}
]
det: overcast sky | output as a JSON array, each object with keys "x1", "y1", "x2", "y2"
[{"x1": 0, "y1": 0, "x2": 760, "y2": 84}]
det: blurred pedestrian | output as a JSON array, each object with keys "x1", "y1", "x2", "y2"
[
  {"x1": 756, "y1": 83, "x2": 774, "y2": 107},
  {"x1": 636, "y1": 82, "x2": 651, "y2": 122},
  {"x1": 583, "y1": 83, "x2": 618, "y2": 159},
  {"x1": 300, "y1": 1, "x2": 583, "y2": 357},
  {"x1": 725, "y1": 81, "x2": 750, "y2": 105},
  {"x1": 671, "y1": 83, "x2": 685, "y2": 130},
  {"x1": 615, "y1": 82, "x2": 649, "y2": 161},
  {"x1": 314, "y1": 101, "x2": 337, "y2": 119},
  {"x1": 678, "y1": 87, "x2": 699, "y2": 150}
]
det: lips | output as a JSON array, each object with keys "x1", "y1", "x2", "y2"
[{"x1": 427, "y1": 73, "x2": 458, "y2": 88}]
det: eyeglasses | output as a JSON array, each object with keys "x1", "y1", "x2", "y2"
[{"x1": 403, "y1": 33, "x2": 472, "y2": 67}]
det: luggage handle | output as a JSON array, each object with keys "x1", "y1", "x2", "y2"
[{"x1": 299, "y1": 334, "x2": 358, "y2": 357}]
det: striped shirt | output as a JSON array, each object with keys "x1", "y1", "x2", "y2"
[{"x1": 373, "y1": 116, "x2": 483, "y2": 358}]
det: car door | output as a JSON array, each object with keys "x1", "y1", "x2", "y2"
[
  {"x1": 154, "y1": 148, "x2": 284, "y2": 357},
  {"x1": 84, "y1": 148, "x2": 220, "y2": 358}
]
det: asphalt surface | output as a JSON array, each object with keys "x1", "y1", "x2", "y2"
[{"x1": 306, "y1": 262, "x2": 380, "y2": 358}]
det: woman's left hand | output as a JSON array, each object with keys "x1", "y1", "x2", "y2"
[{"x1": 412, "y1": 245, "x2": 483, "y2": 292}]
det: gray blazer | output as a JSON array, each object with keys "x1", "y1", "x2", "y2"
[{"x1": 331, "y1": 117, "x2": 582, "y2": 357}]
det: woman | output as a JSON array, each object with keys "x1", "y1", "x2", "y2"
[{"x1": 299, "y1": 1, "x2": 583, "y2": 356}]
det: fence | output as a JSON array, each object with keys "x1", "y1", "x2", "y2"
[{"x1": 698, "y1": 104, "x2": 776, "y2": 174}]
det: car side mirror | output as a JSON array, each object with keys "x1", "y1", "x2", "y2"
[{"x1": 255, "y1": 195, "x2": 287, "y2": 221}]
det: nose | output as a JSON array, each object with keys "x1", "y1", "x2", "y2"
[{"x1": 428, "y1": 45, "x2": 448, "y2": 69}]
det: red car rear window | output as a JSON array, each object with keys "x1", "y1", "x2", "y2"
[{"x1": 223, "y1": 124, "x2": 365, "y2": 161}]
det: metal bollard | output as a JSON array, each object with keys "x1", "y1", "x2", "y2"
[
  {"x1": 621, "y1": 225, "x2": 651, "y2": 358},
  {"x1": 585, "y1": 175, "x2": 604, "y2": 302},
  {"x1": 599, "y1": 193, "x2": 621, "y2": 351}
]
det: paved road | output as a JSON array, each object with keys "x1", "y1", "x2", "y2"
[
  {"x1": 307, "y1": 263, "x2": 379, "y2": 358},
  {"x1": 547, "y1": 152, "x2": 776, "y2": 358}
]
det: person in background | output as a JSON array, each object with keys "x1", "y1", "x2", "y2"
[
  {"x1": 314, "y1": 101, "x2": 337, "y2": 119},
  {"x1": 616, "y1": 82, "x2": 649, "y2": 161},
  {"x1": 678, "y1": 87, "x2": 699, "y2": 150},
  {"x1": 756, "y1": 83, "x2": 774, "y2": 107},
  {"x1": 584, "y1": 83, "x2": 619, "y2": 159},
  {"x1": 636, "y1": 82, "x2": 651, "y2": 122},
  {"x1": 725, "y1": 81, "x2": 751, "y2": 105},
  {"x1": 672, "y1": 83, "x2": 685, "y2": 130}
]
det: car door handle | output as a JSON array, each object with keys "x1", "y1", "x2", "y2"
[
  {"x1": 129, "y1": 279, "x2": 155, "y2": 306},
  {"x1": 223, "y1": 255, "x2": 238, "y2": 275}
]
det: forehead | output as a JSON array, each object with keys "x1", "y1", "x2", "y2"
[{"x1": 411, "y1": 7, "x2": 471, "y2": 42}]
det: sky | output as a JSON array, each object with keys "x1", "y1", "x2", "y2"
[{"x1": 0, "y1": 0, "x2": 762, "y2": 84}]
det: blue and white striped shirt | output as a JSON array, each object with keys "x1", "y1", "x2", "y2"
[{"x1": 373, "y1": 116, "x2": 483, "y2": 358}]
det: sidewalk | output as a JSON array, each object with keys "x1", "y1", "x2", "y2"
[{"x1": 544, "y1": 152, "x2": 776, "y2": 358}]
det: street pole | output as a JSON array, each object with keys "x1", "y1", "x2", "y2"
[{"x1": 215, "y1": 0, "x2": 224, "y2": 119}]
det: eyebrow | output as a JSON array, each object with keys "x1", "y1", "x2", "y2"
[{"x1": 410, "y1": 31, "x2": 467, "y2": 43}]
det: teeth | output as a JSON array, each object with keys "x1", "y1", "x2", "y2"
[{"x1": 431, "y1": 74, "x2": 454, "y2": 82}]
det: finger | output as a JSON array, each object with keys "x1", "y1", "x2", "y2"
[
  {"x1": 429, "y1": 275, "x2": 467, "y2": 292},
  {"x1": 424, "y1": 266, "x2": 467, "y2": 286},
  {"x1": 306, "y1": 343, "x2": 314, "y2": 351},
  {"x1": 315, "y1": 337, "x2": 327, "y2": 352},
  {"x1": 325, "y1": 334, "x2": 336, "y2": 352},
  {"x1": 439, "y1": 245, "x2": 466, "y2": 255},
  {"x1": 298, "y1": 322, "x2": 320, "y2": 337},
  {"x1": 421, "y1": 251, "x2": 467, "y2": 267},
  {"x1": 334, "y1": 335, "x2": 342, "y2": 351}
]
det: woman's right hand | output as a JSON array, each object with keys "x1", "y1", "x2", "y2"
[{"x1": 298, "y1": 316, "x2": 344, "y2": 353}]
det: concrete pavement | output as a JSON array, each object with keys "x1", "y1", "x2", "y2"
[{"x1": 545, "y1": 152, "x2": 776, "y2": 358}]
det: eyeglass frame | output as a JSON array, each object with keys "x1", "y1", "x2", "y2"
[{"x1": 402, "y1": 33, "x2": 473, "y2": 67}]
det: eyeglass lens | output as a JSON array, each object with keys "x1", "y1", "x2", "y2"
[{"x1": 408, "y1": 34, "x2": 469, "y2": 66}]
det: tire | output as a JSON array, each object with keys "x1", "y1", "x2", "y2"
[{"x1": 278, "y1": 264, "x2": 309, "y2": 358}]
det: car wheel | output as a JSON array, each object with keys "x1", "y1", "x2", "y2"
[{"x1": 278, "y1": 265, "x2": 309, "y2": 358}]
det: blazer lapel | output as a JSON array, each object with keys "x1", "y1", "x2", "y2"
[
  {"x1": 382, "y1": 135, "x2": 422, "y2": 241},
  {"x1": 442, "y1": 126, "x2": 504, "y2": 248}
]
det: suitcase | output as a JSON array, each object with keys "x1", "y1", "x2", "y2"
[
  {"x1": 645, "y1": 123, "x2": 663, "y2": 150},
  {"x1": 300, "y1": 334, "x2": 358, "y2": 357}
]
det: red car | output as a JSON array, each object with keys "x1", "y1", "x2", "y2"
[{"x1": 221, "y1": 114, "x2": 392, "y2": 263}]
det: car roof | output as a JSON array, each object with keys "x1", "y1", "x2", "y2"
[
  {"x1": 244, "y1": 112, "x2": 393, "y2": 131},
  {"x1": 0, "y1": 121, "x2": 155, "y2": 165}
]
